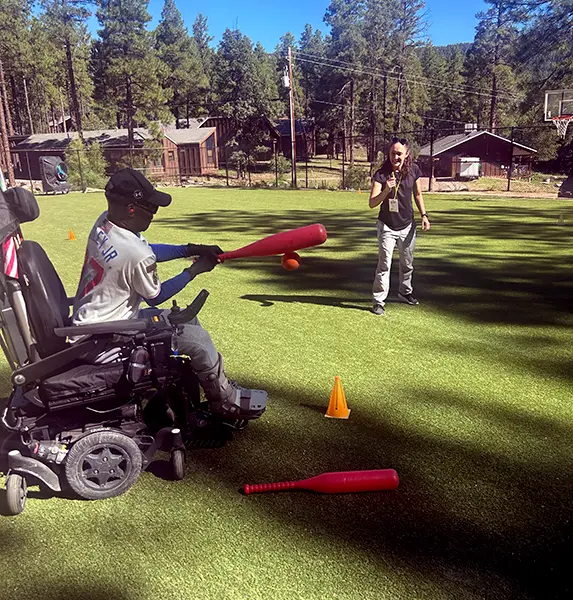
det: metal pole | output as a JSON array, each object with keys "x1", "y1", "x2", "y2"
[
  {"x1": 341, "y1": 134, "x2": 346, "y2": 189},
  {"x1": 305, "y1": 133, "x2": 308, "y2": 188},
  {"x1": 23, "y1": 77, "x2": 34, "y2": 135},
  {"x1": 225, "y1": 146, "x2": 229, "y2": 187},
  {"x1": 273, "y1": 140, "x2": 278, "y2": 187},
  {"x1": 59, "y1": 87, "x2": 68, "y2": 138},
  {"x1": 77, "y1": 149, "x2": 85, "y2": 192},
  {"x1": 25, "y1": 151, "x2": 33, "y2": 192},
  {"x1": 507, "y1": 126, "x2": 514, "y2": 192},
  {"x1": 288, "y1": 47, "x2": 297, "y2": 188},
  {"x1": 428, "y1": 128, "x2": 435, "y2": 192}
]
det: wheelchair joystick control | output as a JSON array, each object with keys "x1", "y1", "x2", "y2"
[{"x1": 170, "y1": 300, "x2": 181, "y2": 315}]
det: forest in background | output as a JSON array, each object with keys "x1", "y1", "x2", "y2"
[{"x1": 0, "y1": 0, "x2": 572, "y2": 178}]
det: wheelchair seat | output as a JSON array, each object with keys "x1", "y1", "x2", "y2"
[{"x1": 39, "y1": 362, "x2": 126, "y2": 410}]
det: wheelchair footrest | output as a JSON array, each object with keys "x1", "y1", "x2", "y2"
[{"x1": 183, "y1": 411, "x2": 233, "y2": 449}]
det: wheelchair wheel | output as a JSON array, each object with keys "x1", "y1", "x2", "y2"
[
  {"x1": 171, "y1": 449, "x2": 185, "y2": 481},
  {"x1": 64, "y1": 430, "x2": 142, "y2": 500},
  {"x1": 5, "y1": 473, "x2": 27, "y2": 515}
]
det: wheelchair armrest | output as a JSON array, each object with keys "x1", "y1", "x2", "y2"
[
  {"x1": 54, "y1": 319, "x2": 149, "y2": 338},
  {"x1": 12, "y1": 338, "x2": 108, "y2": 386},
  {"x1": 169, "y1": 289, "x2": 210, "y2": 325}
]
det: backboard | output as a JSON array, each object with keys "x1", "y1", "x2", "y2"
[{"x1": 544, "y1": 89, "x2": 573, "y2": 121}]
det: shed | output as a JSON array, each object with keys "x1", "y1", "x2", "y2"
[
  {"x1": 274, "y1": 118, "x2": 315, "y2": 160},
  {"x1": 162, "y1": 126, "x2": 218, "y2": 177},
  {"x1": 11, "y1": 129, "x2": 151, "y2": 180},
  {"x1": 418, "y1": 130, "x2": 537, "y2": 179}
]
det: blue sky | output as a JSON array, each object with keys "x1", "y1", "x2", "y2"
[{"x1": 88, "y1": 0, "x2": 487, "y2": 50}]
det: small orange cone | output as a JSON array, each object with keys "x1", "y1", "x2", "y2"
[
  {"x1": 357, "y1": 188, "x2": 361, "y2": 194},
  {"x1": 325, "y1": 376, "x2": 351, "y2": 419},
  {"x1": 68, "y1": 229, "x2": 76, "y2": 241}
]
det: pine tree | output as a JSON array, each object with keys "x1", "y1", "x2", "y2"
[
  {"x1": 155, "y1": 0, "x2": 205, "y2": 126},
  {"x1": 192, "y1": 14, "x2": 215, "y2": 111},
  {"x1": 40, "y1": 0, "x2": 92, "y2": 138},
  {"x1": 465, "y1": 0, "x2": 528, "y2": 130},
  {"x1": 95, "y1": 0, "x2": 170, "y2": 147},
  {"x1": 212, "y1": 29, "x2": 277, "y2": 156},
  {"x1": 0, "y1": 0, "x2": 33, "y2": 136}
]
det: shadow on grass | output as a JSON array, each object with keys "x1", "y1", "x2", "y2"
[
  {"x1": 154, "y1": 206, "x2": 573, "y2": 328},
  {"x1": 1, "y1": 362, "x2": 572, "y2": 598},
  {"x1": 183, "y1": 379, "x2": 573, "y2": 600},
  {"x1": 1, "y1": 200, "x2": 571, "y2": 598}
]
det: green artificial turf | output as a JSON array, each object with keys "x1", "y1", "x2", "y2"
[{"x1": 1, "y1": 188, "x2": 572, "y2": 600}]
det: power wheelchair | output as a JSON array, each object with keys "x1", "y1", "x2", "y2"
[{"x1": 0, "y1": 187, "x2": 245, "y2": 515}]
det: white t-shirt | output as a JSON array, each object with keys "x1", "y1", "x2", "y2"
[{"x1": 72, "y1": 212, "x2": 161, "y2": 326}]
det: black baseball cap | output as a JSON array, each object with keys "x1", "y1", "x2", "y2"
[{"x1": 105, "y1": 168, "x2": 172, "y2": 207}]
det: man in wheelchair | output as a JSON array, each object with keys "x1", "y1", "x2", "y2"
[
  {"x1": 0, "y1": 172, "x2": 266, "y2": 515},
  {"x1": 73, "y1": 168, "x2": 267, "y2": 421}
]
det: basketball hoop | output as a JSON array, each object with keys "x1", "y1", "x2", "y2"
[{"x1": 552, "y1": 115, "x2": 572, "y2": 139}]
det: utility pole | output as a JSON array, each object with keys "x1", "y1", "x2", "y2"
[{"x1": 287, "y1": 46, "x2": 297, "y2": 188}]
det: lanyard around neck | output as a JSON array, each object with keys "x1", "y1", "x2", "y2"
[{"x1": 393, "y1": 171, "x2": 403, "y2": 199}]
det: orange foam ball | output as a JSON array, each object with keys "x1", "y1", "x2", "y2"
[{"x1": 281, "y1": 251, "x2": 301, "y2": 271}]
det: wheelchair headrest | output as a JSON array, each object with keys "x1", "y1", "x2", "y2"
[
  {"x1": 0, "y1": 188, "x2": 40, "y2": 243},
  {"x1": 17, "y1": 240, "x2": 69, "y2": 358}
]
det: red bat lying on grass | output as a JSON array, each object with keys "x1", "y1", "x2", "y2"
[
  {"x1": 217, "y1": 223, "x2": 327, "y2": 262},
  {"x1": 243, "y1": 469, "x2": 400, "y2": 495}
]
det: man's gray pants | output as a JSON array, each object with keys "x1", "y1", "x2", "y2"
[
  {"x1": 372, "y1": 221, "x2": 416, "y2": 306},
  {"x1": 169, "y1": 314, "x2": 218, "y2": 371}
]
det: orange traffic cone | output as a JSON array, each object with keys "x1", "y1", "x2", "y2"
[
  {"x1": 68, "y1": 229, "x2": 76, "y2": 241},
  {"x1": 357, "y1": 188, "x2": 361, "y2": 194},
  {"x1": 325, "y1": 376, "x2": 351, "y2": 419}
]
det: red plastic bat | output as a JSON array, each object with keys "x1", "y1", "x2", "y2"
[
  {"x1": 218, "y1": 223, "x2": 327, "y2": 262},
  {"x1": 243, "y1": 469, "x2": 399, "y2": 495}
]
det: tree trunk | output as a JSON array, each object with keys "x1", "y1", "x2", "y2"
[
  {"x1": 65, "y1": 38, "x2": 83, "y2": 140},
  {"x1": 488, "y1": 73, "x2": 498, "y2": 131},
  {"x1": 0, "y1": 92, "x2": 15, "y2": 185},
  {"x1": 23, "y1": 77, "x2": 34, "y2": 134},
  {"x1": 489, "y1": 3, "x2": 503, "y2": 131},
  {"x1": 0, "y1": 59, "x2": 14, "y2": 136},
  {"x1": 396, "y1": 71, "x2": 404, "y2": 132},
  {"x1": 10, "y1": 75, "x2": 22, "y2": 134}
]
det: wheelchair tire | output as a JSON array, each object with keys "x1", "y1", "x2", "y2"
[
  {"x1": 5, "y1": 473, "x2": 27, "y2": 515},
  {"x1": 64, "y1": 430, "x2": 143, "y2": 500},
  {"x1": 171, "y1": 449, "x2": 185, "y2": 481}
]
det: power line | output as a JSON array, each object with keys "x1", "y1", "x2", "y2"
[
  {"x1": 292, "y1": 51, "x2": 519, "y2": 102},
  {"x1": 294, "y1": 52, "x2": 519, "y2": 101}
]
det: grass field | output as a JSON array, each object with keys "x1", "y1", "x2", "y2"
[{"x1": 1, "y1": 188, "x2": 573, "y2": 600}]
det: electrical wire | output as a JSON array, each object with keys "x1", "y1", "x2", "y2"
[{"x1": 292, "y1": 50, "x2": 520, "y2": 101}]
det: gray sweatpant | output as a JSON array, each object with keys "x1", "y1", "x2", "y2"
[
  {"x1": 168, "y1": 313, "x2": 218, "y2": 371},
  {"x1": 372, "y1": 221, "x2": 416, "y2": 306}
]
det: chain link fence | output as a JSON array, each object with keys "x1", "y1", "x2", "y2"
[{"x1": 7, "y1": 124, "x2": 566, "y2": 196}]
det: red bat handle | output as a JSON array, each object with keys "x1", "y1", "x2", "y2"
[
  {"x1": 218, "y1": 223, "x2": 327, "y2": 262},
  {"x1": 243, "y1": 469, "x2": 399, "y2": 495}
]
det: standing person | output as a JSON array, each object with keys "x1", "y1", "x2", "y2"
[
  {"x1": 369, "y1": 138, "x2": 431, "y2": 316},
  {"x1": 72, "y1": 168, "x2": 267, "y2": 420}
]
